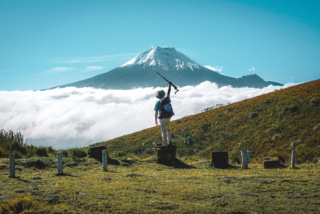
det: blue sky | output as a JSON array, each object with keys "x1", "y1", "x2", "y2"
[{"x1": 1, "y1": 0, "x2": 320, "y2": 91}]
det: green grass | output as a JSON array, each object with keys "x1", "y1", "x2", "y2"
[{"x1": 0, "y1": 156, "x2": 320, "y2": 213}]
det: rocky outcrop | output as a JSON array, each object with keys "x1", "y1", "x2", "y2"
[
  {"x1": 88, "y1": 146, "x2": 107, "y2": 162},
  {"x1": 248, "y1": 112, "x2": 258, "y2": 119}
]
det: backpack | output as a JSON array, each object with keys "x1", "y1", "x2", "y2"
[{"x1": 158, "y1": 97, "x2": 174, "y2": 119}]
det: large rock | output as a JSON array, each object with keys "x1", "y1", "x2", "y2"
[
  {"x1": 88, "y1": 146, "x2": 107, "y2": 162},
  {"x1": 155, "y1": 144, "x2": 176, "y2": 164},
  {"x1": 263, "y1": 157, "x2": 280, "y2": 168},
  {"x1": 211, "y1": 151, "x2": 228, "y2": 168}
]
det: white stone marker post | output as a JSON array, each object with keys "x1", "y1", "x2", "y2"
[
  {"x1": 291, "y1": 150, "x2": 296, "y2": 169},
  {"x1": 241, "y1": 150, "x2": 250, "y2": 169},
  {"x1": 102, "y1": 150, "x2": 108, "y2": 171},
  {"x1": 9, "y1": 153, "x2": 15, "y2": 178},
  {"x1": 57, "y1": 152, "x2": 63, "y2": 173}
]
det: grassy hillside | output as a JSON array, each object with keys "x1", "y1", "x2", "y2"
[{"x1": 95, "y1": 79, "x2": 320, "y2": 164}]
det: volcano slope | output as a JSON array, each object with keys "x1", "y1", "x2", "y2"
[
  {"x1": 52, "y1": 46, "x2": 282, "y2": 90},
  {"x1": 96, "y1": 79, "x2": 320, "y2": 164}
]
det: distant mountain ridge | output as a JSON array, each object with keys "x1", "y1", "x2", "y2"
[{"x1": 52, "y1": 46, "x2": 282, "y2": 89}]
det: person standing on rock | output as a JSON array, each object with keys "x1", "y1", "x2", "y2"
[{"x1": 154, "y1": 82, "x2": 175, "y2": 147}]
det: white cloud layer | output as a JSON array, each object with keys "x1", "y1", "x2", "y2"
[{"x1": 0, "y1": 82, "x2": 297, "y2": 149}]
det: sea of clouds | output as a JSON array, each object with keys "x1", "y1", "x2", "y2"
[{"x1": 0, "y1": 81, "x2": 297, "y2": 149}]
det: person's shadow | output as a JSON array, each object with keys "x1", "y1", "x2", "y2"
[{"x1": 158, "y1": 158, "x2": 196, "y2": 169}]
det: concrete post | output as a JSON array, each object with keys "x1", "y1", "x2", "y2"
[
  {"x1": 241, "y1": 150, "x2": 250, "y2": 169},
  {"x1": 291, "y1": 150, "x2": 296, "y2": 169},
  {"x1": 102, "y1": 150, "x2": 108, "y2": 171},
  {"x1": 9, "y1": 153, "x2": 15, "y2": 178},
  {"x1": 57, "y1": 152, "x2": 63, "y2": 173}
]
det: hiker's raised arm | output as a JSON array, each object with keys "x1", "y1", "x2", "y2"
[{"x1": 167, "y1": 82, "x2": 172, "y2": 96}]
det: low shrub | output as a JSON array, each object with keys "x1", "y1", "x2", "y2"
[
  {"x1": 72, "y1": 157, "x2": 86, "y2": 162},
  {"x1": 200, "y1": 123, "x2": 211, "y2": 132},
  {"x1": 133, "y1": 146, "x2": 145, "y2": 155},
  {"x1": 226, "y1": 107, "x2": 233, "y2": 113},
  {"x1": 296, "y1": 147, "x2": 320, "y2": 163},
  {"x1": 11, "y1": 142, "x2": 26, "y2": 154},
  {"x1": 69, "y1": 148, "x2": 87, "y2": 158},
  {"x1": 62, "y1": 150, "x2": 69, "y2": 157},
  {"x1": 310, "y1": 98, "x2": 320, "y2": 105},
  {"x1": 20, "y1": 147, "x2": 26, "y2": 156},
  {"x1": 22, "y1": 160, "x2": 47, "y2": 169},
  {"x1": 115, "y1": 151, "x2": 126, "y2": 158},
  {"x1": 48, "y1": 146, "x2": 55, "y2": 154},
  {"x1": 144, "y1": 148, "x2": 155, "y2": 155},
  {"x1": 278, "y1": 152, "x2": 289, "y2": 163},
  {"x1": 280, "y1": 104, "x2": 299, "y2": 116},
  {"x1": 27, "y1": 146, "x2": 37, "y2": 157},
  {"x1": 252, "y1": 154, "x2": 264, "y2": 164},
  {"x1": 36, "y1": 147, "x2": 48, "y2": 157},
  {"x1": 229, "y1": 152, "x2": 241, "y2": 164},
  {"x1": 0, "y1": 148, "x2": 4, "y2": 158},
  {"x1": 12, "y1": 150, "x2": 23, "y2": 159}
]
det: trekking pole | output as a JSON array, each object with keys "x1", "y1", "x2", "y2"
[{"x1": 156, "y1": 72, "x2": 179, "y2": 94}]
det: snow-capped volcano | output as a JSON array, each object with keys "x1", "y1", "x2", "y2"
[
  {"x1": 120, "y1": 46, "x2": 201, "y2": 71},
  {"x1": 51, "y1": 46, "x2": 282, "y2": 90}
]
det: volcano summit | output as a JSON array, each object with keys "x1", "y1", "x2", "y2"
[{"x1": 52, "y1": 46, "x2": 282, "y2": 89}]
